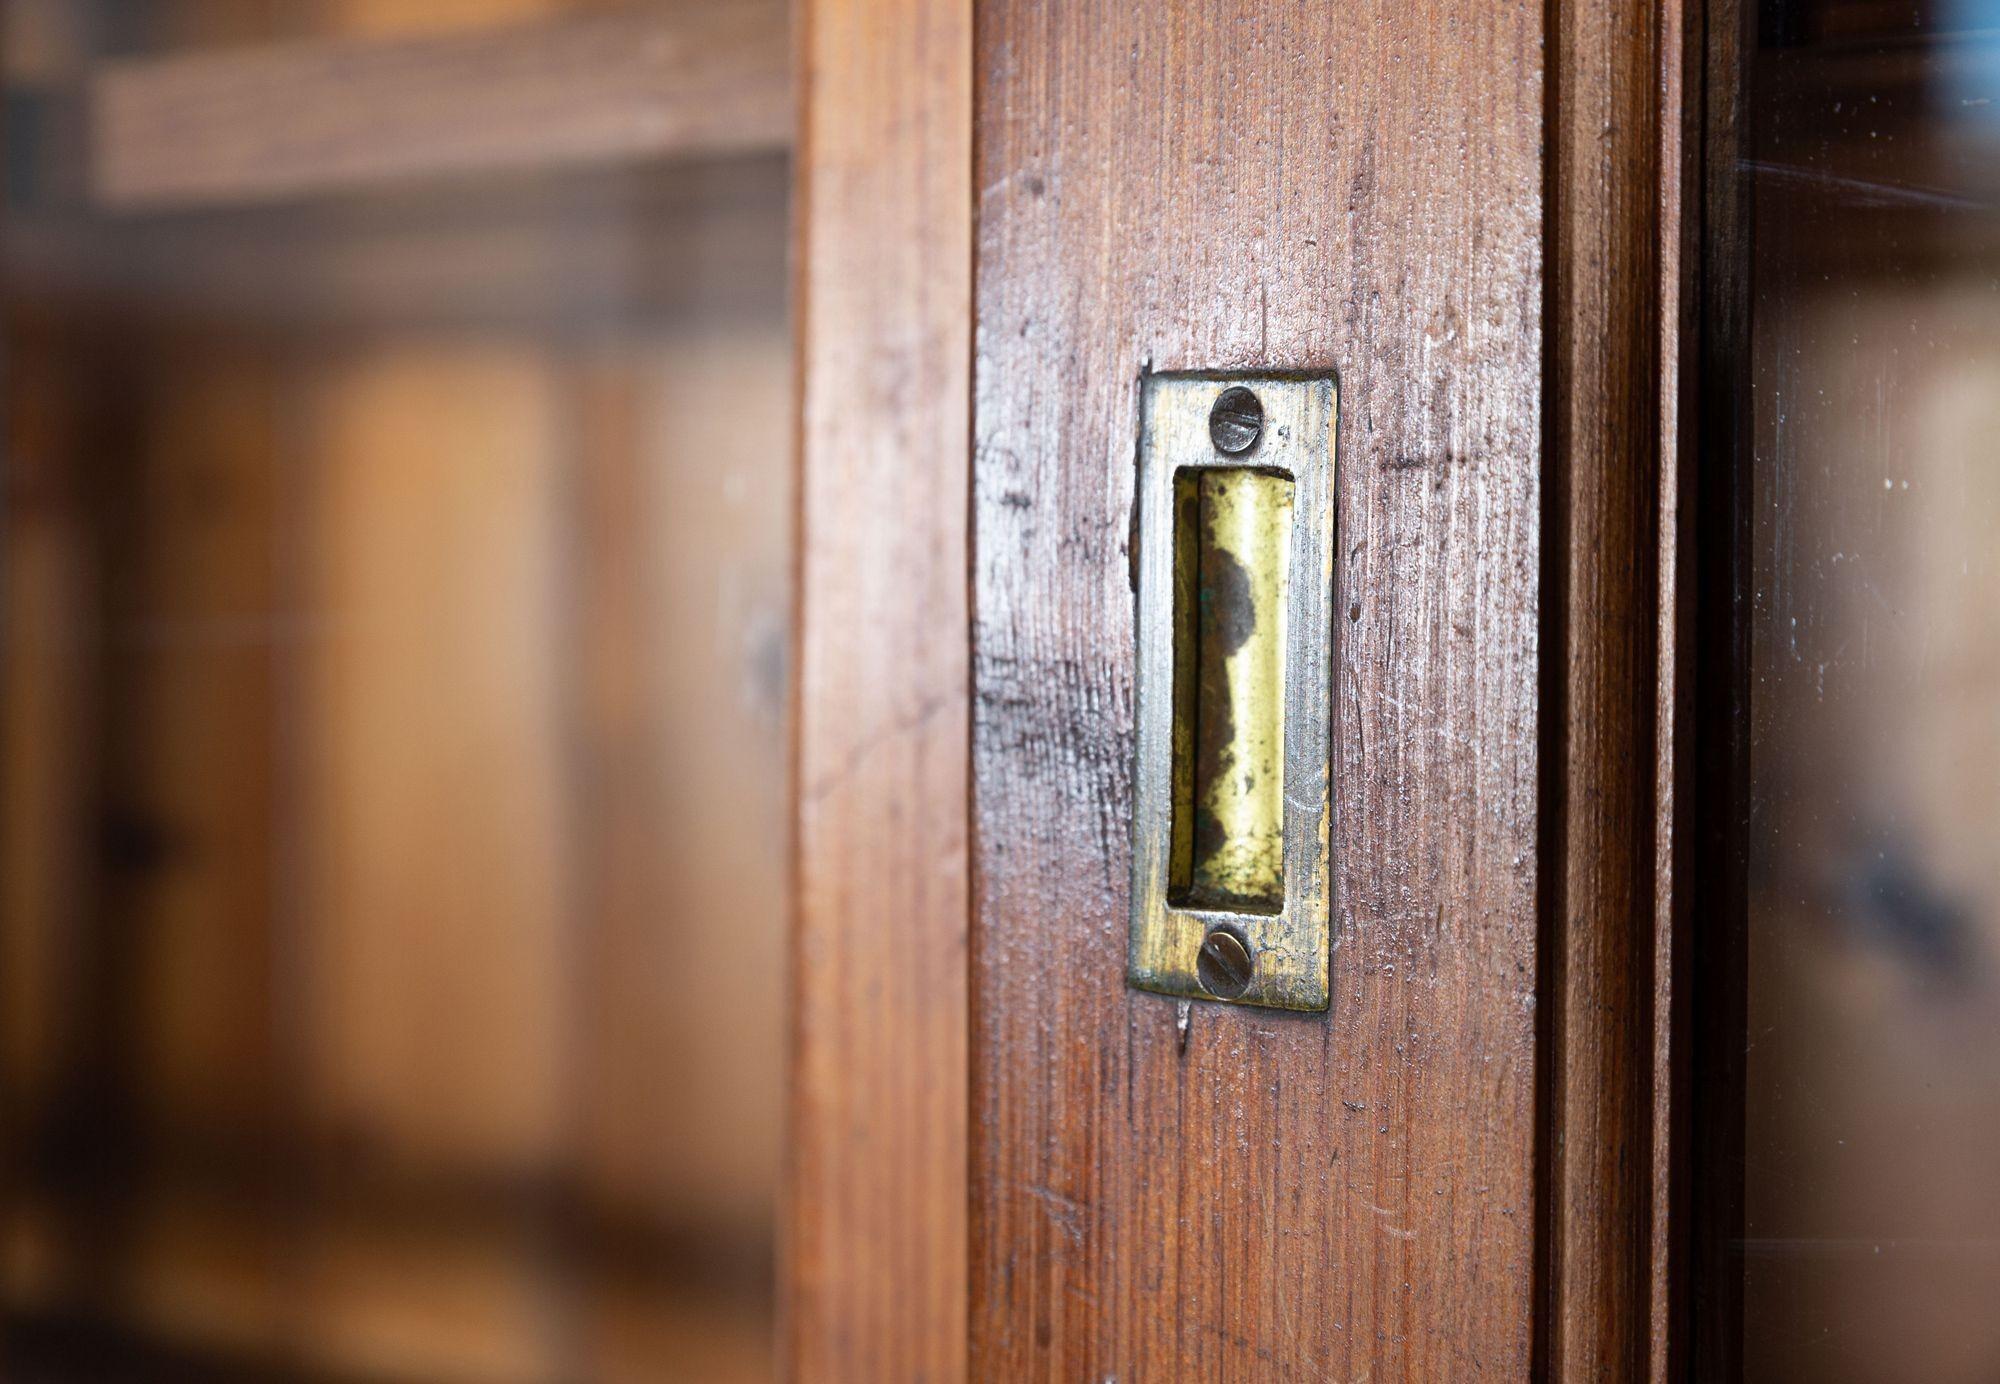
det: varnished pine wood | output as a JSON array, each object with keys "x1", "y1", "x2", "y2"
[
  {"x1": 787, "y1": 0, "x2": 971, "y2": 1379},
  {"x1": 91, "y1": 2, "x2": 790, "y2": 210},
  {"x1": 971, "y1": 2, "x2": 1545, "y2": 1375}
]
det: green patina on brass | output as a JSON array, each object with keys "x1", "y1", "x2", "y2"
[{"x1": 1170, "y1": 468, "x2": 1292, "y2": 914}]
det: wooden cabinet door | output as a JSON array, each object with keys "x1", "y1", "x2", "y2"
[
  {"x1": 792, "y1": 0, "x2": 1691, "y2": 1378},
  {"x1": 965, "y1": 2, "x2": 1551, "y2": 1375}
]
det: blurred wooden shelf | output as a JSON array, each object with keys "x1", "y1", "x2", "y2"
[{"x1": 89, "y1": 2, "x2": 791, "y2": 212}]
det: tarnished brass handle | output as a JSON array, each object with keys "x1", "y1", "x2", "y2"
[
  {"x1": 1172, "y1": 464, "x2": 1291, "y2": 915},
  {"x1": 1128, "y1": 374, "x2": 1337, "y2": 1011}
]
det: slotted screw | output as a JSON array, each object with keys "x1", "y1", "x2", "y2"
[
  {"x1": 1208, "y1": 386, "x2": 1264, "y2": 455},
  {"x1": 1197, "y1": 927, "x2": 1254, "y2": 998}
]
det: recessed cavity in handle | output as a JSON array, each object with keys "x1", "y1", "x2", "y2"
[{"x1": 1169, "y1": 467, "x2": 1293, "y2": 915}]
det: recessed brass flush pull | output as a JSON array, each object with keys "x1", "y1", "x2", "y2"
[{"x1": 1128, "y1": 373, "x2": 1337, "y2": 1012}]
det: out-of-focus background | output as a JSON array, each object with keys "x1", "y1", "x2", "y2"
[
  {"x1": 1, "y1": 2, "x2": 791, "y2": 1379},
  {"x1": 1744, "y1": 0, "x2": 2000, "y2": 1379}
]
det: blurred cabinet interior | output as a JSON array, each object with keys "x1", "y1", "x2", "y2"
[{"x1": 1, "y1": 2, "x2": 792, "y2": 1379}]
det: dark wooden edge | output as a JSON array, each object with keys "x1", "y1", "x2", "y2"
[
  {"x1": 1542, "y1": 0, "x2": 1754, "y2": 1374},
  {"x1": 1687, "y1": 0, "x2": 1753, "y2": 1376},
  {"x1": 1540, "y1": 0, "x2": 1712, "y2": 1376},
  {"x1": 1541, "y1": 0, "x2": 1664, "y2": 1372},
  {"x1": 89, "y1": 3, "x2": 791, "y2": 210},
  {"x1": 3, "y1": 1310, "x2": 389, "y2": 1384},
  {"x1": 784, "y1": 0, "x2": 971, "y2": 1379}
]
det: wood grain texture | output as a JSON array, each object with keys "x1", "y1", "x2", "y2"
[
  {"x1": 971, "y1": 2, "x2": 1545, "y2": 1376},
  {"x1": 1652, "y1": 1, "x2": 1703, "y2": 1378},
  {"x1": 1542, "y1": 0, "x2": 1660, "y2": 1372},
  {"x1": 786, "y1": 0, "x2": 970, "y2": 1379},
  {"x1": 90, "y1": 2, "x2": 790, "y2": 209},
  {"x1": 1544, "y1": 0, "x2": 1692, "y2": 1377}
]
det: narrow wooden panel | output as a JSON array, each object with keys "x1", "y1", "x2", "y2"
[
  {"x1": 573, "y1": 323, "x2": 792, "y2": 1246},
  {"x1": 91, "y1": 2, "x2": 790, "y2": 210},
  {"x1": 121, "y1": 342, "x2": 285, "y2": 1138},
  {"x1": 1652, "y1": 1, "x2": 1703, "y2": 1377},
  {"x1": 299, "y1": 343, "x2": 570, "y2": 1176},
  {"x1": 1544, "y1": 0, "x2": 1694, "y2": 1377},
  {"x1": 1544, "y1": 0, "x2": 1663, "y2": 1376},
  {"x1": 0, "y1": 316, "x2": 93, "y2": 1129},
  {"x1": 971, "y1": 2, "x2": 1544, "y2": 1376},
  {"x1": 9, "y1": 157, "x2": 792, "y2": 335},
  {"x1": 788, "y1": 0, "x2": 971, "y2": 1377}
]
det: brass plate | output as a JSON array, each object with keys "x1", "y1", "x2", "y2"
[{"x1": 1128, "y1": 373, "x2": 1337, "y2": 1011}]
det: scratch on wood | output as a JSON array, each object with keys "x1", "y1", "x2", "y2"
[{"x1": 803, "y1": 690, "x2": 952, "y2": 802}]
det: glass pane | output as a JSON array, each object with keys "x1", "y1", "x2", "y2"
[
  {"x1": 1741, "y1": 1, "x2": 2000, "y2": 1377},
  {"x1": 2, "y1": 3, "x2": 790, "y2": 1379}
]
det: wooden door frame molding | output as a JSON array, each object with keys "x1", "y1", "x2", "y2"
[
  {"x1": 1540, "y1": 0, "x2": 1707, "y2": 1378},
  {"x1": 1545, "y1": 2, "x2": 1756, "y2": 1378},
  {"x1": 785, "y1": 0, "x2": 972, "y2": 1378}
]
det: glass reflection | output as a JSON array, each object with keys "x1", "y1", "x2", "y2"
[
  {"x1": 2, "y1": 2, "x2": 790, "y2": 1379},
  {"x1": 1745, "y1": 1, "x2": 2000, "y2": 1377}
]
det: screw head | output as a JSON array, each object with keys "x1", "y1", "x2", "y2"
[
  {"x1": 1208, "y1": 386, "x2": 1264, "y2": 455},
  {"x1": 1196, "y1": 926, "x2": 1254, "y2": 998}
]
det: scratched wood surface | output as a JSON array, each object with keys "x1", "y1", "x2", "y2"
[
  {"x1": 970, "y1": 0, "x2": 1546, "y2": 1375},
  {"x1": 787, "y1": 0, "x2": 971, "y2": 1379}
]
